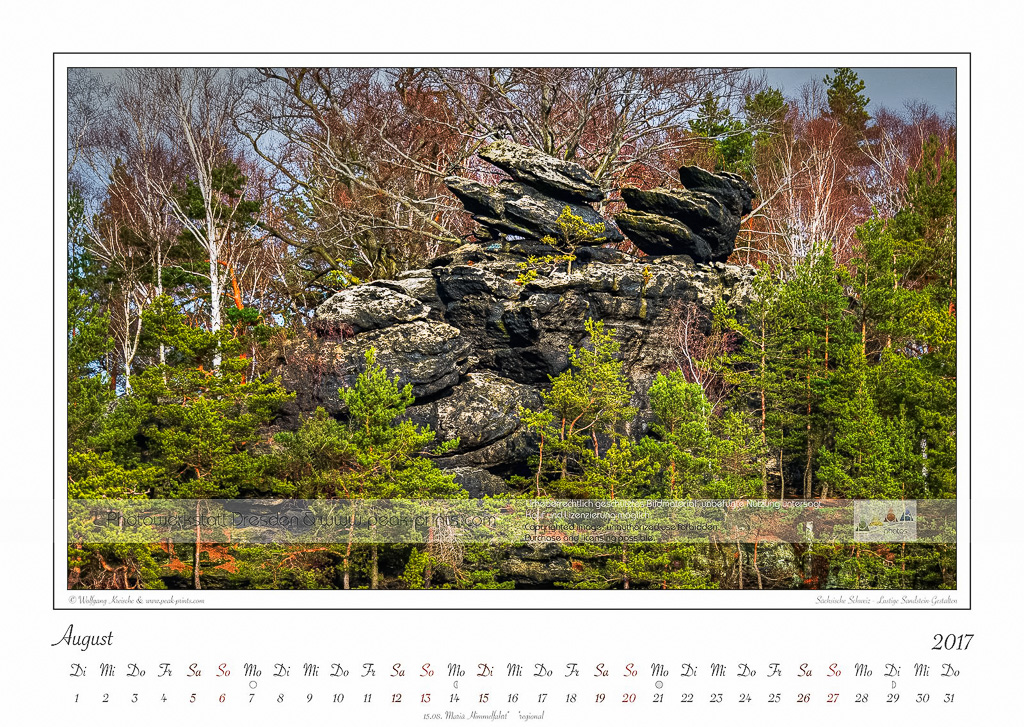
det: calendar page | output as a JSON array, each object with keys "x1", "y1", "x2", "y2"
[{"x1": 5, "y1": 10, "x2": 1015, "y2": 723}]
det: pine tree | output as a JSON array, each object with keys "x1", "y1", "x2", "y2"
[
  {"x1": 68, "y1": 189, "x2": 115, "y2": 448},
  {"x1": 824, "y1": 68, "x2": 870, "y2": 132},
  {"x1": 689, "y1": 92, "x2": 755, "y2": 174},
  {"x1": 853, "y1": 136, "x2": 956, "y2": 497},
  {"x1": 520, "y1": 319, "x2": 638, "y2": 498},
  {"x1": 640, "y1": 371, "x2": 764, "y2": 500},
  {"x1": 719, "y1": 267, "x2": 787, "y2": 497},
  {"x1": 82, "y1": 297, "x2": 294, "y2": 588},
  {"x1": 744, "y1": 88, "x2": 787, "y2": 130},
  {"x1": 538, "y1": 206, "x2": 609, "y2": 276},
  {"x1": 68, "y1": 285, "x2": 114, "y2": 449},
  {"x1": 816, "y1": 371, "x2": 908, "y2": 498},
  {"x1": 643, "y1": 372, "x2": 720, "y2": 498},
  {"x1": 776, "y1": 247, "x2": 860, "y2": 498},
  {"x1": 274, "y1": 349, "x2": 464, "y2": 589},
  {"x1": 276, "y1": 349, "x2": 462, "y2": 500}
]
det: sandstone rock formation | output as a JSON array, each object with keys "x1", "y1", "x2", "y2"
[
  {"x1": 446, "y1": 141, "x2": 754, "y2": 264},
  {"x1": 270, "y1": 145, "x2": 760, "y2": 589},
  {"x1": 275, "y1": 319, "x2": 473, "y2": 420},
  {"x1": 615, "y1": 166, "x2": 755, "y2": 262},
  {"x1": 444, "y1": 177, "x2": 622, "y2": 244},
  {"x1": 478, "y1": 139, "x2": 604, "y2": 203},
  {"x1": 444, "y1": 139, "x2": 621, "y2": 244},
  {"x1": 273, "y1": 143, "x2": 758, "y2": 514},
  {"x1": 272, "y1": 246, "x2": 754, "y2": 485},
  {"x1": 312, "y1": 285, "x2": 429, "y2": 334}
]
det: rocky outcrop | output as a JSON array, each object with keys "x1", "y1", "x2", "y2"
[
  {"x1": 405, "y1": 372, "x2": 540, "y2": 451},
  {"x1": 615, "y1": 209, "x2": 715, "y2": 261},
  {"x1": 445, "y1": 140, "x2": 621, "y2": 244},
  {"x1": 273, "y1": 245, "x2": 754, "y2": 483},
  {"x1": 444, "y1": 177, "x2": 622, "y2": 244},
  {"x1": 274, "y1": 319, "x2": 473, "y2": 420},
  {"x1": 405, "y1": 371, "x2": 541, "y2": 471},
  {"x1": 678, "y1": 166, "x2": 756, "y2": 218},
  {"x1": 423, "y1": 250, "x2": 752, "y2": 391},
  {"x1": 272, "y1": 144, "x2": 758, "y2": 493},
  {"x1": 312, "y1": 285, "x2": 428, "y2": 334},
  {"x1": 615, "y1": 165, "x2": 755, "y2": 262},
  {"x1": 477, "y1": 139, "x2": 603, "y2": 203},
  {"x1": 442, "y1": 467, "x2": 510, "y2": 498},
  {"x1": 446, "y1": 141, "x2": 754, "y2": 264},
  {"x1": 497, "y1": 543, "x2": 575, "y2": 587}
]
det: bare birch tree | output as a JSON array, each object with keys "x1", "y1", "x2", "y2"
[{"x1": 149, "y1": 68, "x2": 258, "y2": 366}]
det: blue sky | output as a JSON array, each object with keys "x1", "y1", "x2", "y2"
[
  {"x1": 84, "y1": 66, "x2": 957, "y2": 118},
  {"x1": 760, "y1": 67, "x2": 956, "y2": 117}
]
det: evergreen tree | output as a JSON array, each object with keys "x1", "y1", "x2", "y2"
[
  {"x1": 68, "y1": 286, "x2": 114, "y2": 448},
  {"x1": 722, "y1": 253, "x2": 859, "y2": 499},
  {"x1": 719, "y1": 268, "x2": 786, "y2": 496},
  {"x1": 774, "y1": 247, "x2": 860, "y2": 498},
  {"x1": 68, "y1": 189, "x2": 114, "y2": 447},
  {"x1": 274, "y1": 349, "x2": 464, "y2": 588},
  {"x1": 741, "y1": 88, "x2": 790, "y2": 203},
  {"x1": 539, "y1": 206, "x2": 610, "y2": 275},
  {"x1": 643, "y1": 372, "x2": 722, "y2": 498},
  {"x1": 640, "y1": 371, "x2": 764, "y2": 499},
  {"x1": 82, "y1": 297, "x2": 294, "y2": 588},
  {"x1": 824, "y1": 67, "x2": 870, "y2": 132},
  {"x1": 520, "y1": 319, "x2": 639, "y2": 498},
  {"x1": 853, "y1": 136, "x2": 956, "y2": 497},
  {"x1": 276, "y1": 349, "x2": 462, "y2": 500},
  {"x1": 816, "y1": 371, "x2": 910, "y2": 498},
  {"x1": 710, "y1": 409, "x2": 768, "y2": 499},
  {"x1": 689, "y1": 92, "x2": 754, "y2": 174},
  {"x1": 743, "y1": 87, "x2": 787, "y2": 130}
]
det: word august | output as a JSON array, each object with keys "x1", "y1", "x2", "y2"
[{"x1": 52, "y1": 625, "x2": 114, "y2": 652}]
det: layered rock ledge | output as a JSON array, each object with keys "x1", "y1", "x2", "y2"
[
  {"x1": 273, "y1": 246, "x2": 754, "y2": 486},
  {"x1": 445, "y1": 139, "x2": 620, "y2": 244},
  {"x1": 273, "y1": 143, "x2": 758, "y2": 498},
  {"x1": 615, "y1": 166, "x2": 755, "y2": 262}
]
